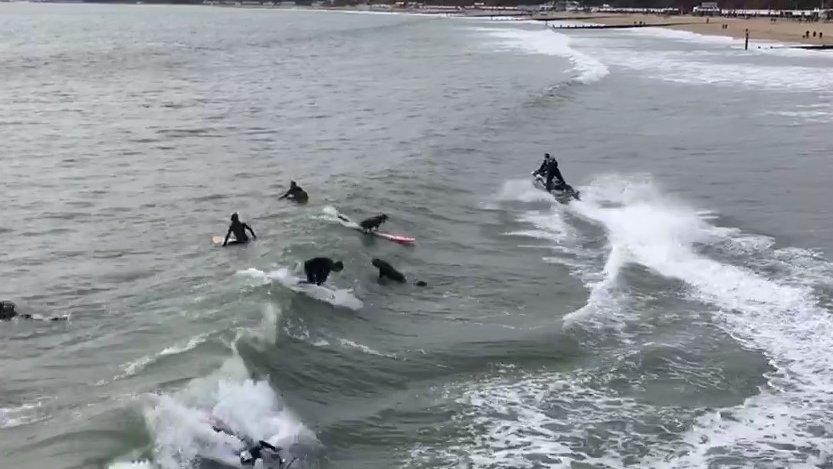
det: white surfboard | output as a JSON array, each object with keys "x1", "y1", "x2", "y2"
[
  {"x1": 237, "y1": 268, "x2": 363, "y2": 310},
  {"x1": 333, "y1": 211, "x2": 415, "y2": 245}
]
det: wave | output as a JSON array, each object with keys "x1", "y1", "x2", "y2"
[
  {"x1": 112, "y1": 333, "x2": 213, "y2": 382},
  {"x1": 406, "y1": 368, "x2": 696, "y2": 468},
  {"x1": 109, "y1": 350, "x2": 318, "y2": 469},
  {"x1": 497, "y1": 174, "x2": 833, "y2": 465},
  {"x1": 474, "y1": 26, "x2": 609, "y2": 84},
  {"x1": 337, "y1": 338, "x2": 398, "y2": 359},
  {"x1": 567, "y1": 176, "x2": 833, "y2": 464},
  {"x1": 589, "y1": 44, "x2": 833, "y2": 92}
]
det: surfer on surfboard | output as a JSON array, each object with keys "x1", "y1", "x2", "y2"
[
  {"x1": 222, "y1": 213, "x2": 257, "y2": 247},
  {"x1": 279, "y1": 180, "x2": 308, "y2": 203},
  {"x1": 333, "y1": 210, "x2": 415, "y2": 245},
  {"x1": 303, "y1": 257, "x2": 344, "y2": 286},
  {"x1": 359, "y1": 214, "x2": 388, "y2": 232}
]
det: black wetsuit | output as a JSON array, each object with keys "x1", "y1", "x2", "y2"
[
  {"x1": 241, "y1": 441, "x2": 284, "y2": 467},
  {"x1": 224, "y1": 221, "x2": 256, "y2": 246},
  {"x1": 359, "y1": 215, "x2": 387, "y2": 231},
  {"x1": 1, "y1": 301, "x2": 17, "y2": 320},
  {"x1": 544, "y1": 159, "x2": 565, "y2": 192},
  {"x1": 372, "y1": 259, "x2": 406, "y2": 283},
  {"x1": 280, "y1": 185, "x2": 308, "y2": 203},
  {"x1": 535, "y1": 159, "x2": 550, "y2": 177},
  {"x1": 304, "y1": 257, "x2": 337, "y2": 286}
]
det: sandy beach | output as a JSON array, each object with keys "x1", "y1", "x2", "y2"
[{"x1": 539, "y1": 12, "x2": 832, "y2": 45}]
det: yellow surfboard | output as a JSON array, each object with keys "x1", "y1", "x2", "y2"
[{"x1": 211, "y1": 235, "x2": 224, "y2": 247}]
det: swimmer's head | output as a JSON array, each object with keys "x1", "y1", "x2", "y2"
[{"x1": 333, "y1": 261, "x2": 344, "y2": 272}]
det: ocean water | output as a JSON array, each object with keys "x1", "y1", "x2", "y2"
[{"x1": 2, "y1": 4, "x2": 833, "y2": 468}]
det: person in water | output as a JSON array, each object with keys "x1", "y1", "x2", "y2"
[
  {"x1": 1, "y1": 301, "x2": 19, "y2": 320},
  {"x1": 240, "y1": 440, "x2": 289, "y2": 467},
  {"x1": 279, "y1": 180, "x2": 308, "y2": 203},
  {"x1": 359, "y1": 214, "x2": 388, "y2": 232},
  {"x1": 371, "y1": 258, "x2": 406, "y2": 283},
  {"x1": 533, "y1": 153, "x2": 566, "y2": 192},
  {"x1": 303, "y1": 257, "x2": 344, "y2": 286},
  {"x1": 210, "y1": 421, "x2": 292, "y2": 468},
  {"x1": 1, "y1": 300, "x2": 67, "y2": 321},
  {"x1": 370, "y1": 259, "x2": 427, "y2": 286},
  {"x1": 222, "y1": 213, "x2": 257, "y2": 247}
]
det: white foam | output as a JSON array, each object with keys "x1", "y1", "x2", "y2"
[
  {"x1": 237, "y1": 267, "x2": 363, "y2": 310},
  {"x1": 107, "y1": 462, "x2": 154, "y2": 469},
  {"x1": 406, "y1": 369, "x2": 680, "y2": 468},
  {"x1": 591, "y1": 45, "x2": 833, "y2": 91},
  {"x1": 625, "y1": 26, "x2": 738, "y2": 45},
  {"x1": 565, "y1": 175, "x2": 833, "y2": 464},
  {"x1": 474, "y1": 26, "x2": 609, "y2": 84},
  {"x1": 0, "y1": 400, "x2": 48, "y2": 429},
  {"x1": 141, "y1": 353, "x2": 318, "y2": 469},
  {"x1": 337, "y1": 338, "x2": 398, "y2": 359},
  {"x1": 496, "y1": 179, "x2": 556, "y2": 204}
]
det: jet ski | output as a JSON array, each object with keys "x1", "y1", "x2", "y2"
[{"x1": 532, "y1": 173, "x2": 581, "y2": 202}]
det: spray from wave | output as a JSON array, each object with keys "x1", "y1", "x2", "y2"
[
  {"x1": 576, "y1": 177, "x2": 833, "y2": 464},
  {"x1": 107, "y1": 305, "x2": 319, "y2": 469}
]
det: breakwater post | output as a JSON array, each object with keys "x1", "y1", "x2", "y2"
[{"x1": 745, "y1": 28, "x2": 749, "y2": 50}]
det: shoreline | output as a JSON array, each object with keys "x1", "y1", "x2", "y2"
[
  {"x1": 10, "y1": 2, "x2": 833, "y2": 48},
  {"x1": 200, "y1": 4, "x2": 833, "y2": 48},
  {"x1": 538, "y1": 12, "x2": 832, "y2": 46}
]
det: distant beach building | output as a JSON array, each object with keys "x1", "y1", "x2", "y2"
[{"x1": 693, "y1": 2, "x2": 721, "y2": 16}]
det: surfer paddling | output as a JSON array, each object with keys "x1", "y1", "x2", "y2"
[
  {"x1": 371, "y1": 259, "x2": 427, "y2": 287},
  {"x1": 279, "y1": 180, "x2": 308, "y2": 203},
  {"x1": 303, "y1": 257, "x2": 344, "y2": 286},
  {"x1": 222, "y1": 213, "x2": 257, "y2": 247}
]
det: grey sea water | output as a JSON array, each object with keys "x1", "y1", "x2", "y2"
[{"x1": 2, "y1": 4, "x2": 833, "y2": 468}]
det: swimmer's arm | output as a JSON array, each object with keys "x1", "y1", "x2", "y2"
[
  {"x1": 222, "y1": 227, "x2": 232, "y2": 246},
  {"x1": 245, "y1": 224, "x2": 257, "y2": 240}
]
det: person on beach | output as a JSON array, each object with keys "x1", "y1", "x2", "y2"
[
  {"x1": 303, "y1": 257, "x2": 344, "y2": 286},
  {"x1": 533, "y1": 153, "x2": 566, "y2": 192},
  {"x1": 222, "y1": 213, "x2": 257, "y2": 247},
  {"x1": 279, "y1": 180, "x2": 308, "y2": 203}
]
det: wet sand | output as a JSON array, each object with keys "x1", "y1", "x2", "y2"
[{"x1": 539, "y1": 13, "x2": 832, "y2": 45}]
